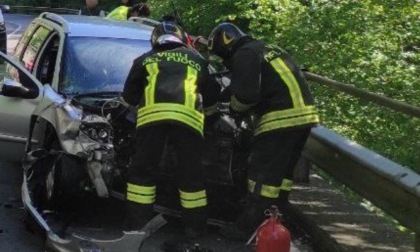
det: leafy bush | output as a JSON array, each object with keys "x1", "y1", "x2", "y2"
[{"x1": 147, "y1": 0, "x2": 419, "y2": 171}]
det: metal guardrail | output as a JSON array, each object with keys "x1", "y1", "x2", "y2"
[
  {"x1": 304, "y1": 72, "x2": 420, "y2": 118},
  {"x1": 303, "y1": 71, "x2": 420, "y2": 250},
  {"x1": 302, "y1": 126, "x2": 420, "y2": 251}
]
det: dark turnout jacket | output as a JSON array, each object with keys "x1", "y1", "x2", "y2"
[
  {"x1": 122, "y1": 44, "x2": 220, "y2": 136},
  {"x1": 228, "y1": 38, "x2": 319, "y2": 135}
]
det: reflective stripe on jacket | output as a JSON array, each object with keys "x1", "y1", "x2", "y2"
[
  {"x1": 122, "y1": 45, "x2": 220, "y2": 136},
  {"x1": 229, "y1": 39, "x2": 319, "y2": 135}
]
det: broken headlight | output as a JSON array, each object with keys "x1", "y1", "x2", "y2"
[
  {"x1": 79, "y1": 122, "x2": 113, "y2": 143},
  {"x1": 79, "y1": 123, "x2": 111, "y2": 143}
]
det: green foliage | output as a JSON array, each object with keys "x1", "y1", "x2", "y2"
[
  {"x1": 147, "y1": 0, "x2": 420, "y2": 171},
  {"x1": 274, "y1": 0, "x2": 420, "y2": 170},
  {"x1": 146, "y1": 0, "x2": 243, "y2": 34}
]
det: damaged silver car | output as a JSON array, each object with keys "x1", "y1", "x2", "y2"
[
  {"x1": 0, "y1": 13, "x2": 252, "y2": 252},
  {"x1": 0, "y1": 13, "x2": 169, "y2": 251}
]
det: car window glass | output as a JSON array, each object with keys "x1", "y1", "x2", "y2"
[
  {"x1": 2, "y1": 61, "x2": 39, "y2": 93},
  {"x1": 22, "y1": 26, "x2": 51, "y2": 72},
  {"x1": 14, "y1": 23, "x2": 38, "y2": 59},
  {"x1": 36, "y1": 33, "x2": 60, "y2": 85},
  {"x1": 60, "y1": 37, "x2": 150, "y2": 94}
]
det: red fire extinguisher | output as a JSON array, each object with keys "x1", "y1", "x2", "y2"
[{"x1": 254, "y1": 205, "x2": 291, "y2": 252}]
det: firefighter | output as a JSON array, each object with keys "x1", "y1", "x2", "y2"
[
  {"x1": 208, "y1": 23, "x2": 319, "y2": 240},
  {"x1": 121, "y1": 22, "x2": 220, "y2": 241}
]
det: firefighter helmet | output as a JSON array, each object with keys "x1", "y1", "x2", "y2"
[
  {"x1": 151, "y1": 22, "x2": 188, "y2": 49},
  {"x1": 208, "y1": 23, "x2": 247, "y2": 59}
]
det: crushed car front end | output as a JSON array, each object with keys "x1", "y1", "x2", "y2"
[{"x1": 21, "y1": 85, "x2": 161, "y2": 251}]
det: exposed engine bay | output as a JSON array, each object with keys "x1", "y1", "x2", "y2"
[{"x1": 22, "y1": 87, "x2": 253, "y2": 251}]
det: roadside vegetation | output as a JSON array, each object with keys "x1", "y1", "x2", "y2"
[
  {"x1": 5, "y1": 0, "x2": 419, "y2": 171},
  {"x1": 147, "y1": 0, "x2": 420, "y2": 172}
]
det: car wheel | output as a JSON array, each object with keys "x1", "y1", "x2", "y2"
[
  {"x1": 44, "y1": 153, "x2": 87, "y2": 210},
  {"x1": 35, "y1": 128, "x2": 87, "y2": 210}
]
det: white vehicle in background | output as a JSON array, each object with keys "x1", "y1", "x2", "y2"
[{"x1": 0, "y1": 5, "x2": 7, "y2": 54}]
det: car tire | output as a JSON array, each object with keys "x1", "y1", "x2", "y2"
[
  {"x1": 30, "y1": 128, "x2": 87, "y2": 211},
  {"x1": 44, "y1": 151, "x2": 87, "y2": 211}
]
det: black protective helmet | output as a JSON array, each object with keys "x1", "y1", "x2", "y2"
[
  {"x1": 208, "y1": 23, "x2": 247, "y2": 59},
  {"x1": 131, "y1": 3, "x2": 150, "y2": 17},
  {"x1": 151, "y1": 22, "x2": 188, "y2": 49}
]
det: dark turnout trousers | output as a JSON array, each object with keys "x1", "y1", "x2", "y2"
[
  {"x1": 125, "y1": 124, "x2": 207, "y2": 232},
  {"x1": 247, "y1": 127, "x2": 312, "y2": 201}
]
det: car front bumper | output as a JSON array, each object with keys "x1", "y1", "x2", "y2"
[{"x1": 22, "y1": 174, "x2": 167, "y2": 252}]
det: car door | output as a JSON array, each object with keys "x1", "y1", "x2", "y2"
[
  {"x1": 0, "y1": 55, "x2": 44, "y2": 162},
  {"x1": 0, "y1": 23, "x2": 54, "y2": 161}
]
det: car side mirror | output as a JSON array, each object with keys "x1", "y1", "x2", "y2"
[{"x1": 0, "y1": 79, "x2": 39, "y2": 99}]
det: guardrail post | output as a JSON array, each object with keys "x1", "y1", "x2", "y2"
[{"x1": 416, "y1": 234, "x2": 420, "y2": 252}]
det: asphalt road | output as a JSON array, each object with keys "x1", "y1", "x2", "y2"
[{"x1": 0, "y1": 161, "x2": 45, "y2": 251}]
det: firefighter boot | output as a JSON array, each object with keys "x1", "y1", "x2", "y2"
[
  {"x1": 277, "y1": 191, "x2": 291, "y2": 212},
  {"x1": 162, "y1": 207, "x2": 209, "y2": 252},
  {"x1": 124, "y1": 201, "x2": 154, "y2": 231},
  {"x1": 220, "y1": 195, "x2": 276, "y2": 241},
  {"x1": 183, "y1": 207, "x2": 208, "y2": 238}
]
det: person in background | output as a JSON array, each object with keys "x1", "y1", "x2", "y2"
[
  {"x1": 120, "y1": 0, "x2": 134, "y2": 7},
  {"x1": 107, "y1": 3, "x2": 150, "y2": 20},
  {"x1": 79, "y1": 0, "x2": 105, "y2": 17}
]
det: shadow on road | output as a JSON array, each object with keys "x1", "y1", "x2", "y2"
[{"x1": 0, "y1": 161, "x2": 44, "y2": 251}]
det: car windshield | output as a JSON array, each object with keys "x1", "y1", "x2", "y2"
[{"x1": 59, "y1": 37, "x2": 150, "y2": 94}]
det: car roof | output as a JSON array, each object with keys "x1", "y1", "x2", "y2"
[{"x1": 43, "y1": 14, "x2": 153, "y2": 40}]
